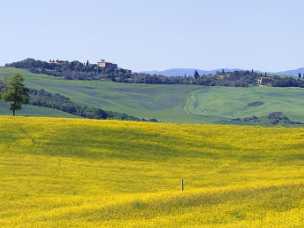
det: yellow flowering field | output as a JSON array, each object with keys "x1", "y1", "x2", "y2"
[{"x1": 0, "y1": 116, "x2": 304, "y2": 227}]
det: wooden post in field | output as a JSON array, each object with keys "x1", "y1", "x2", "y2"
[{"x1": 181, "y1": 178, "x2": 184, "y2": 192}]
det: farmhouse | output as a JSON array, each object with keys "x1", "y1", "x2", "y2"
[
  {"x1": 97, "y1": 59, "x2": 118, "y2": 69},
  {"x1": 49, "y1": 59, "x2": 66, "y2": 65},
  {"x1": 257, "y1": 77, "x2": 272, "y2": 87}
]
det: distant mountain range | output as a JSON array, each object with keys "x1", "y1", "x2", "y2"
[
  {"x1": 278, "y1": 68, "x2": 304, "y2": 77},
  {"x1": 143, "y1": 68, "x2": 241, "y2": 77},
  {"x1": 143, "y1": 67, "x2": 304, "y2": 77}
]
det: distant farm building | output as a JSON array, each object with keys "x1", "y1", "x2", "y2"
[
  {"x1": 49, "y1": 59, "x2": 66, "y2": 65},
  {"x1": 97, "y1": 59, "x2": 118, "y2": 70},
  {"x1": 97, "y1": 59, "x2": 107, "y2": 68},
  {"x1": 257, "y1": 77, "x2": 272, "y2": 87}
]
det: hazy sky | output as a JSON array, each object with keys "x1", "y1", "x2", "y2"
[{"x1": 1, "y1": 0, "x2": 303, "y2": 71}]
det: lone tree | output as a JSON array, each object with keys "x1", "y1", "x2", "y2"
[
  {"x1": 1, "y1": 74, "x2": 29, "y2": 116},
  {"x1": 194, "y1": 70, "x2": 200, "y2": 80}
]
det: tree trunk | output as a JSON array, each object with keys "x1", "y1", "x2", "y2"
[{"x1": 12, "y1": 109, "x2": 15, "y2": 116}]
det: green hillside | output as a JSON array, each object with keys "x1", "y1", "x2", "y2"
[
  {"x1": 1, "y1": 67, "x2": 304, "y2": 123},
  {"x1": 1, "y1": 116, "x2": 304, "y2": 227}
]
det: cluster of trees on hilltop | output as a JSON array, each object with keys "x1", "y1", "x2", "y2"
[
  {"x1": 271, "y1": 76, "x2": 304, "y2": 87},
  {"x1": 111, "y1": 69, "x2": 272, "y2": 87},
  {"x1": 6, "y1": 59, "x2": 304, "y2": 88},
  {"x1": 105, "y1": 71, "x2": 263, "y2": 87},
  {"x1": 113, "y1": 69, "x2": 304, "y2": 88},
  {"x1": 6, "y1": 58, "x2": 133, "y2": 80}
]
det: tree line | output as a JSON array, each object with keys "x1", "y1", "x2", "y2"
[
  {"x1": 29, "y1": 88, "x2": 156, "y2": 121},
  {"x1": 6, "y1": 59, "x2": 304, "y2": 88},
  {"x1": 111, "y1": 70, "x2": 304, "y2": 88},
  {"x1": 6, "y1": 58, "x2": 132, "y2": 80}
]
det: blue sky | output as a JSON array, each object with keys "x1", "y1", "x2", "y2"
[{"x1": 0, "y1": 0, "x2": 303, "y2": 71}]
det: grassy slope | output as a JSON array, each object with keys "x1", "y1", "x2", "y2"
[
  {"x1": 1, "y1": 67, "x2": 304, "y2": 122},
  {"x1": 1, "y1": 116, "x2": 304, "y2": 227},
  {"x1": 186, "y1": 86, "x2": 304, "y2": 122},
  {"x1": 0, "y1": 67, "x2": 202, "y2": 122},
  {"x1": 0, "y1": 101, "x2": 75, "y2": 117},
  {"x1": 0, "y1": 68, "x2": 75, "y2": 117}
]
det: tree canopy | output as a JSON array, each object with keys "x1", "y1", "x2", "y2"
[{"x1": 1, "y1": 74, "x2": 29, "y2": 115}]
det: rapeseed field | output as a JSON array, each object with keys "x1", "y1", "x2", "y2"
[{"x1": 0, "y1": 116, "x2": 304, "y2": 227}]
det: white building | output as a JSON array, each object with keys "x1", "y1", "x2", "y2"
[{"x1": 97, "y1": 59, "x2": 107, "y2": 68}]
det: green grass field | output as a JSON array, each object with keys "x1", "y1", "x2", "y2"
[
  {"x1": 0, "y1": 101, "x2": 75, "y2": 117},
  {"x1": 1, "y1": 116, "x2": 304, "y2": 227},
  {"x1": 1, "y1": 67, "x2": 304, "y2": 123}
]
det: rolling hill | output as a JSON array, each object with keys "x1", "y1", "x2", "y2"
[
  {"x1": 1, "y1": 67, "x2": 304, "y2": 123},
  {"x1": 1, "y1": 116, "x2": 304, "y2": 227}
]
